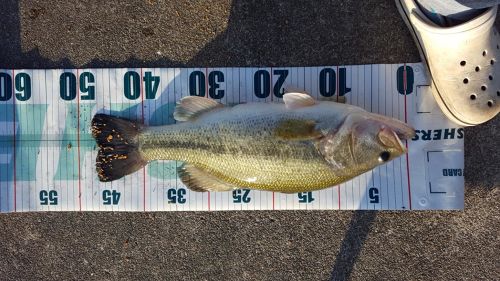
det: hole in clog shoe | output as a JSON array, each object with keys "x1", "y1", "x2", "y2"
[
  {"x1": 463, "y1": 78, "x2": 469, "y2": 84},
  {"x1": 475, "y1": 66, "x2": 481, "y2": 72},
  {"x1": 491, "y1": 60, "x2": 495, "y2": 65},
  {"x1": 470, "y1": 94, "x2": 477, "y2": 100},
  {"x1": 489, "y1": 75, "x2": 493, "y2": 80},
  {"x1": 487, "y1": 100, "x2": 493, "y2": 107},
  {"x1": 483, "y1": 50, "x2": 487, "y2": 56},
  {"x1": 481, "y1": 85, "x2": 487, "y2": 91},
  {"x1": 460, "y1": 61, "x2": 466, "y2": 66},
  {"x1": 497, "y1": 91, "x2": 500, "y2": 96}
]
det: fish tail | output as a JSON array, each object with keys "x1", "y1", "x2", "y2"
[{"x1": 91, "y1": 113, "x2": 147, "y2": 182}]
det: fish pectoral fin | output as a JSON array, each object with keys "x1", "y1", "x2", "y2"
[
  {"x1": 173, "y1": 96, "x2": 223, "y2": 122},
  {"x1": 177, "y1": 163, "x2": 240, "y2": 192},
  {"x1": 283, "y1": 92, "x2": 316, "y2": 109},
  {"x1": 275, "y1": 119, "x2": 323, "y2": 141}
]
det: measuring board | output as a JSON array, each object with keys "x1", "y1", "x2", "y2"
[{"x1": 0, "y1": 64, "x2": 464, "y2": 212}]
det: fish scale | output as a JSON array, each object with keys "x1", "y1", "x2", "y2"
[{"x1": 139, "y1": 114, "x2": 343, "y2": 192}]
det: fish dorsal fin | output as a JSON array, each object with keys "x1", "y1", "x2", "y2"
[
  {"x1": 275, "y1": 119, "x2": 323, "y2": 141},
  {"x1": 283, "y1": 92, "x2": 315, "y2": 109},
  {"x1": 173, "y1": 96, "x2": 223, "y2": 122},
  {"x1": 177, "y1": 163, "x2": 240, "y2": 192}
]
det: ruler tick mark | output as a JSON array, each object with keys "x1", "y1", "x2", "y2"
[
  {"x1": 141, "y1": 68, "x2": 146, "y2": 212},
  {"x1": 77, "y1": 69, "x2": 82, "y2": 211},
  {"x1": 12, "y1": 69, "x2": 16, "y2": 212},
  {"x1": 403, "y1": 63, "x2": 412, "y2": 210}
]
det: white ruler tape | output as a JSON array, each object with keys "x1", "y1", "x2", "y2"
[{"x1": 0, "y1": 64, "x2": 464, "y2": 212}]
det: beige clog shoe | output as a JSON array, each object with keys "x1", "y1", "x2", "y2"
[{"x1": 396, "y1": 0, "x2": 500, "y2": 126}]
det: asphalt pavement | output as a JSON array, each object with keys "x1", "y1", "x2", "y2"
[{"x1": 0, "y1": 1, "x2": 498, "y2": 280}]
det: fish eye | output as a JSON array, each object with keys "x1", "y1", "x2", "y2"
[{"x1": 378, "y1": 151, "x2": 390, "y2": 162}]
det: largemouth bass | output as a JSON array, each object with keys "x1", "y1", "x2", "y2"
[{"x1": 91, "y1": 92, "x2": 415, "y2": 193}]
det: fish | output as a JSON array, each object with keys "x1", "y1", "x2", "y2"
[{"x1": 91, "y1": 91, "x2": 415, "y2": 193}]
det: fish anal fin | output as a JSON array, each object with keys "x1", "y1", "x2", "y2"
[
  {"x1": 177, "y1": 164, "x2": 240, "y2": 192},
  {"x1": 275, "y1": 119, "x2": 323, "y2": 141},
  {"x1": 173, "y1": 96, "x2": 223, "y2": 122}
]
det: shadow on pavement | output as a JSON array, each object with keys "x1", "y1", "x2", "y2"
[
  {"x1": 329, "y1": 211, "x2": 377, "y2": 281},
  {"x1": 0, "y1": 0, "x2": 418, "y2": 68},
  {"x1": 0, "y1": 0, "x2": 22, "y2": 66}
]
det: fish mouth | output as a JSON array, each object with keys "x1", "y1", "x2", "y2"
[
  {"x1": 394, "y1": 130, "x2": 407, "y2": 153},
  {"x1": 392, "y1": 129, "x2": 407, "y2": 154},
  {"x1": 368, "y1": 113, "x2": 416, "y2": 141}
]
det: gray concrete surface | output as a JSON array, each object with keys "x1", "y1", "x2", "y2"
[{"x1": 0, "y1": 0, "x2": 499, "y2": 280}]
